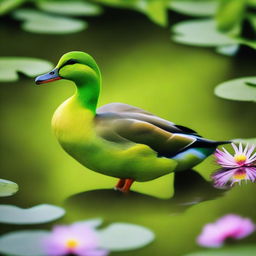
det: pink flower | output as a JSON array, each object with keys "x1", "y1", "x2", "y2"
[
  {"x1": 212, "y1": 167, "x2": 256, "y2": 188},
  {"x1": 197, "y1": 214, "x2": 256, "y2": 248},
  {"x1": 214, "y1": 143, "x2": 256, "y2": 168},
  {"x1": 43, "y1": 223, "x2": 108, "y2": 256}
]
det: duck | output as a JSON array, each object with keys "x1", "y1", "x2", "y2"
[{"x1": 35, "y1": 51, "x2": 230, "y2": 192}]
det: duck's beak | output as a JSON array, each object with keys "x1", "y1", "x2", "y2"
[{"x1": 35, "y1": 68, "x2": 62, "y2": 85}]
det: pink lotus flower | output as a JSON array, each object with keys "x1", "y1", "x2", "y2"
[
  {"x1": 212, "y1": 167, "x2": 256, "y2": 188},
  {"x1": 215, "y1": 143, "x2": 256, "y2": 168},
  {"x1": 197, "y1": 214, "x2": 255, "y2": 248},
  {"x1": 44, "y1": 223, "x2": 108, "y2": 256}
]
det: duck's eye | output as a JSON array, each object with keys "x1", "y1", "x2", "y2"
[{"x1": 64, "y1": 59, "x2": 78, "y2": 66}]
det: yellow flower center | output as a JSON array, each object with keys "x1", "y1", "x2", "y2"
[
  {"x1": 234, "y1": 154, "x2": 247, "y2": 164},
  {"x1": 233, "y1": 170, "x2": 247, "y2": 180},
  {"x1": 66, "y1": 239, "x2": 79, "y2": 249}
]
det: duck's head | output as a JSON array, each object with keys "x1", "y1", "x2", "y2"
[{"x1": 35, "y1": 51, "x2": 101, "y2": 86}]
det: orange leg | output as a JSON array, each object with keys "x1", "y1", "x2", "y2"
[
  {"x1": 115, "y1": 178, "x2": 134, "y2": 193},
  {"x1": 115, "y1": 179, "x2": 125, "y2": 190}
]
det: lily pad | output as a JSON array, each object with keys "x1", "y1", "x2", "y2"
[
  {"x1": 172, "y1": 19, "x2": 236, "y2": 47},
  {"x1": 184, "y1": 245, "x2": 256, "y2": 256},
  {"x1": 216, "y1": 44, "x2": 240, "y2": 56},
  {"x1": 169, "y1": 0, "x2": 218, "y2": 17},
  {"x1": 98, "y1": 223, "x2": 155, "y2": 251},
  {"x1": 0, "y1": 57, "x2": 53, "y2": 82},
  {"x1": 0, "y1": 204, "x2": 65, "y2": 224},
  {"x1": 37, "y1": 0, "x2": 103, "y2": 17},
  {"x1": 0, "y1": 221, "x2": 154, "y2": 255},
  {"x1": 13, "y1": 9, "x2": 87, "y2": 34},
  {"x1": 214, "y1": 77, "x2": 256, "y2": 102},
  {"x1": 0, "y1": 179, "x2": 18, "y2": 197},
  {"x1": 0, "y1": 230, "x2": 49, "y2": 256},
  {"x1": 233, "y1": 138, "x2": 256, "y2": 145}
]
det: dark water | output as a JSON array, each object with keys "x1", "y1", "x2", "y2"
[{"x1": 0, "y1": 8, "x2": 256, "y2": 256}]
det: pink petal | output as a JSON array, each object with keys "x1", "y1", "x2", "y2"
[
  {"x1": 248, "y1": 152, "x2": 256, "y2": 161},
  {"x1": 43, "y1": 223, "x2": 107, "y2": 256},
  {"x1": 231, "y1": 143, "x2": 239, "y2": 154},
  {"x1": 243, "y1": 143, "x2": 249, "y2": 155},
  {"x1": 222, "y1": 147, "x2": 235, "y2": 160},
  {"x1": 197, "y1": 214, "x2": 256, "y2": 248},
  {"x1": 238, "y1": 143, "x2": 243, "y2": 154},
  {"x1": 246, "y1": 144, "x2": 256, "y2": 158}
]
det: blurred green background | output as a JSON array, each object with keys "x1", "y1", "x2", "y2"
[{"x1": 0, "y1": 7, "x2": 256, "y2": 256}]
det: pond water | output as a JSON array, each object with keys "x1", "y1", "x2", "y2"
[{"x1": 0, "y1": 8, "x2": 256, "y2": 256}]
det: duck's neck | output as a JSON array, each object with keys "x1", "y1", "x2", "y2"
[{"x1": 74, "y1": 77, "x2": 101, "y2": 114}]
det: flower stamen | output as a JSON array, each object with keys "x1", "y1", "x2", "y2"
[
  {"x1": 234, "y1": 154, "x2": 247, "y2": 165},
  {"x1": 233, "y1": 169, "x2": 247, "y2": 180},
  {"x1": 66, "y1": 239, "x2": 79, "y2": 249}
]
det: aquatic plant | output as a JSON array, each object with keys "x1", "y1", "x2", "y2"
[
  {"x1": 0, "y1": 219, "x2": 155, "y2": 256},
  {"x1": 0, "y1": 178, "x2": 18, "y2": 197},
  {"x1": 214, "y1": 143, "x2": 256, "y2": 168},
  {"x1": 214, "y1": 77, "x2": 256, "y2": 102},
  {"x1": 0, "y1": 0, "x2": 255, "y2": 53},
  {"x1": 44, "y1": 223, "x2": 108, "y2": 256},
  {"x1": 197, "y1": 214, "x2": 256, "y2": 248},
  {"x1": 212, "y1": 143, "x2": 256, "y2": 187},
  {"x1": 212, "y1": 167, "x2": 256, "y2": 188}
]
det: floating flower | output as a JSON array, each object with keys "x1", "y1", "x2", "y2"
[
  {"x1": 212, "y1": 167, "x2": 256, "y2": 188},
  {"x1": 44, "y1": 222, "x2": 108, "y2": 256},
  {"x1": 197, "y1": 214, "x2": 256, "y2": 248},
  {"x1": 214, "y1": 143, "x2": 256, "y2": 168}
]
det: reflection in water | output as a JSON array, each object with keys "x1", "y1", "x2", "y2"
[
  {"x1": 212, "y1": 166, "x2": 256, "y2": 188},
  {"x1": 66, "y1": 170, "x2": 227, "y2": 219}
]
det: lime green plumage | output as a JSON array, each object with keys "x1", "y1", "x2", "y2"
[
  {"x1": 35, "y1": 51, "x2": 228, "y2": 184},
  {"x1": 52, "y1": 95, "x2": 176, "y2": 181}
]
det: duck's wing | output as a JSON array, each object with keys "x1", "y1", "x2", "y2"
[
  {"x1": 97, "y1": 103, "x2": 199, "y2": 135},
  {"x1": 95, "y1": 103, "x2": 200, "y2": 157}
]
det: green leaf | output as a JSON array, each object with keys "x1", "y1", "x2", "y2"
[
  {"x1": 248, "y1": 14, "x2": 256, "y2": 31},
  {"x1": 92, "y1": 0, "x2": 137, "y2": 8},
  {"x1": 0, "y1": 179, "x2": 18, "y2": 197},
  {"x1": 0, "y1": 56, "x2": 53, "y2": 82},
  {"x1": 248, "y1": 0, "x2": 256, "y2": 7},
  {"x1": 216, "y1": 0, "x2": 246, "y2": 32},
  {"x1": 172, "y1": 19, "x2": 236, "y2": 47},
  {"x1": 169, "y1": 0, "x2": 218, "y2": 17},
  {"x1": 98, "y1": 223, "x2": 155, "y2": 251},
  {"x1": 184, "y1": 245, "x2": 256, "y2": 256},
  {"x1": 94, "y1": 0, "x2": 168, "y2": 26},
  {"x1": 37, "y1": 0, "x2": 103, "y2": 17},
  {"x1": 214, "y1": 76, "x2": 256, "y2": 102},
  {"x1": 237, "y1": 38, "x2": 256, "y2": 50},
  {"x1": 0, "y1": 230, "x2": 49, "y2": 256},
  {"x1": 13, "y1": 9, "x2": 87, "y2": 34},
  {"x1": 0, "y1": 204, "x2": 65, "y2": 224},
  {"x1": 0, "y1": 0, "x2": 26, "y2": 16},
  {"x1": 136, "y1": 0, "x2": 168, "y2": 26}
]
